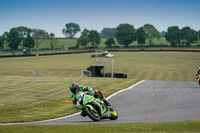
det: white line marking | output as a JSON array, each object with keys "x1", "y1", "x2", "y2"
[
  {"x1": 0, "y1": 80, "x2": 145, "y2": 125},
  {"x1": 107, "y1": 80, "x2": 145, "y2": 100}
]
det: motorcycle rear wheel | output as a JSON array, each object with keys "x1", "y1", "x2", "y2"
[{"x1": 83, "y1": 106, "x2": 100, "y2": 121}]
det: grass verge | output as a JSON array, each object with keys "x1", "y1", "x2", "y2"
[{"x1": 1, "y1": 120, "x2": 200, "y2": 133}]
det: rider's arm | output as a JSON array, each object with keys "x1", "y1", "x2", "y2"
[
  {"x1": 71, "y1": 93, "x2": 77, "y2": 108},
  {"x1": 80, "y1": 85, "x2": 93, "y2": 92},
  {"x1": 80, "y1": 85, "x2": 94, "y2": 95}
]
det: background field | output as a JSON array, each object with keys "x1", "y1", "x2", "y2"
[
  {"x1": 30, "y1": 38, "x2": 200, "y2": 49},
  {"x1": 1, "y1": 51, "x2": 200, "y2": 132},
  {"x1": 1, "y1": 37, "x2": 200, "y2": 57}
]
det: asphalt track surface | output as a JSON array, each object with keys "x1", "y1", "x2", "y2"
[{"x1": 2, "y1": 80, "x2": 200, "y2": 125}]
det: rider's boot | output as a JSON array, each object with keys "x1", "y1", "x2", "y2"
[
  {"x1": 102, "y1": 110, "x2": 112, "y2": 118},
  {"x1": 80, "y1": 112, "x2": 87, "y2": 117}
]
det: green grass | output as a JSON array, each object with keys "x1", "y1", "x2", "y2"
[
  {"x1": 35, "y1": 37, "x2": 200, "y2": 48},
  {"x1": 0, "y1": 52, "x2": 200, "y2": 132},
  {"x1": 1, "y1": 121, "x2": 200, "y2": 133},
  {"x1": 34, "y1": 37, "x2": 200, "y2": 49}
]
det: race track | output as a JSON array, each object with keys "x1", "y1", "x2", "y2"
[{"x1": 2, "y1": 80, "x2": 200, "y2": 125}]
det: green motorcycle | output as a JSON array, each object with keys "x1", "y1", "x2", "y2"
[{"x1": 76, "y1": 92, "x2": 118, "y2": 121}]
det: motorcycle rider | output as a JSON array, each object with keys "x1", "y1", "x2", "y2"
[
  {"x1": 196, "y1": 67, "x2": 200, "y2": 80},
  {"x1": 70, "y1": 82, "x2": 112, "y2": 117}
]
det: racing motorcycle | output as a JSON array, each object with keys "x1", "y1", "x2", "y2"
[{"x1": 75, "y1": 92, "x2": 118, "y2": 121}]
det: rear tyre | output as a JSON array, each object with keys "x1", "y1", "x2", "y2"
[{"x1": 83, "y1": 106, "x2": 100, "y2": 121}]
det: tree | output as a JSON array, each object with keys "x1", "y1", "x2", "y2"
[
  {"x1": 136, "y1": 27, "x2": 146, "y2": 46},
  {"x1": 17, "y1": 26, "x2": 32, "y2": 39},
  {"x1": 4, "y1": 26, "x2": 33, "y2": 51},
  {"x1": 76, "y1": 29, "x2": 90, "y2": 48},
  {"x1": 104, "y1": 38, "x2": 116, "y2": 47},
  {"x1": 16, "y1": 26, "x2": 32, "y2": 49},
  {"x1": 62, "y1": 22, "x2": 81, "y2": 38},
  {"x1": 0, "y1": 36, "x2": 4, "y2": 49},
  {"x1": 76, "y1": 29, "x2": 101, "y2": 50},
  {"x1": 115, "y1": 23, "x2": 136, "y2": 47},
  {"x1": 165, "y1": 26, "x2": 180, "y2": 47},
  {"x1": 23, "y1": 34, "x2": 35, "y2": 49},
  {"x1": 180, "y1": 26, "x2": 198, "y2": 46},
  {"x1": 7, "y1": 28, "x2": 21, "y2": 50},
  {"x1": 88, "y1": 30, "x2": 101, "y2": 51},
  {"x1": 2, "y1": 32, "x2": 9, "y2": 49},
  {"x1": 198, "y1": 30, "x2": 200, "y2": 40},
  {"x1": 143, "y1": 24, "x2": 160, "y2": 45},
  {"x1": 101, "y1": 28, "x2": 116, "y2": 38},
  {"x1": 160, "y1": 31, "x2": 166, "y2": 37},
  {"x1": 32, "y1": 29, "x2": 49, "y2": 53},
  {"x1": 49, "y1": 33, "x2": 58, "y2": 49},
  {"x1": 49, "y1": 33, "x2": 55, "y2": 38}
]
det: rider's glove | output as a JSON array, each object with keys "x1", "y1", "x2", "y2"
[{"x1": 89, "y1": 90, "x2": 94, "y2": 95}]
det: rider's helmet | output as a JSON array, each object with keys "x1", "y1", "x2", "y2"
[{"x1": 70, "y1": 82, "x2": 79, "y2": 94}]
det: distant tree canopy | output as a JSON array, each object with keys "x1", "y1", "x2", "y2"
[
  {"x1": 6, "y1": 27, "x2": 33, "y2": 50},
  {"x1": 23, "y1": 34, "x2": 35, "y2": 49},
  {"x1": 76, "y1": 29, "x2": 101, "y2": 50},
  {"x1": 160, "y1": 31, "x2": 166, "y2": 37},
  {"x1": 198, "y1": 30, "x2": 200, "y2": 40},
  {"x1": 115, "y1": 23, "x2": 136, "y2": 47},
  {"x1": 165, "y1": 26, "x2": 198, "y2": 47},
  {"x1": 0, "y1": 36, "x2": 4, "y2": 49},
  {"x1": 104, "y1": 37, "x2": 116, "y2": 47},
  {"x1": 88, "y1": 30, "x2": 101, "y2": 49},
  {"x1": 62, "y1": 22, "x2": 81, "y2": 38},
  {"x1": 76, "y1": 29, "x2": 90, "y2": 48},
  {"x1": 49, "y1": 33, "x2": 58, "y2": 49},
  {"x1": 165, "y1": 26, "x2": 181, "y2": 47},
  {"x1": 136, "y1": 27, "x2": 147, "y2": 45},
  {"x1": 101, "y1": 28, "x2": 116, "y2": 38},
  {"x1": 32, "y1": 29, "x2": 49, "y2": 53},
  {"x1": 143, "y1": 24, "x2": 160, "y2": 45},
  {"x1": 7, "y1": 28, "x2": 20, "y2": 50},
  {"x1": 180, "y1": 26, "x2": 198, "y2": 46}
]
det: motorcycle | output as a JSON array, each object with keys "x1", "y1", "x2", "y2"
[{"x1": 75, "y1": 91, "x2": 118, "y2": 121}]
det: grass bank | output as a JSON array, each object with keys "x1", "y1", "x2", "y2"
[{"x1": 1, "y1": 121, "x2": 200, "y2": 133}]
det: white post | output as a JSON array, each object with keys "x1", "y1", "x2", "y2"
[
  {"x1": 103, "y1": 60, "x2": 106, "y2": 77},
  {"x1": 111, "y1": 59, "x2": 114, "y2": 78}
]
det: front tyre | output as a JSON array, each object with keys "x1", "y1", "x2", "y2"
[
  {"x1": 109, "y1": 108, "x2": 118, "y2": 120},
  {"x1": 83, "y1": 106, "x2": 100, "y2": 121},
  {"x1": 198, "y1": 80, "x2": 200, "y2": 87}
]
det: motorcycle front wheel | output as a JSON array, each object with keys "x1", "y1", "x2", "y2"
[
  {"x1": 109, "y1": 108, "x2": 118, "y2": 120},
  {"x1": 83, "y1": 106, "x2": 100, "y2": 121}
]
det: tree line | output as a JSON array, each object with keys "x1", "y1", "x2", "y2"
[
  {"x1": 0, "y1": 22, "x2": 200, "y2": 52},
  {"x1": 0, "y1": 26, "x2": 57, "y2": 53},
  {"x1": 76, "y1": 23, "x2": 200, "y2": 49},
  {"x1": 102, "y1": 24, "x2": 200, "y2": 47}
]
